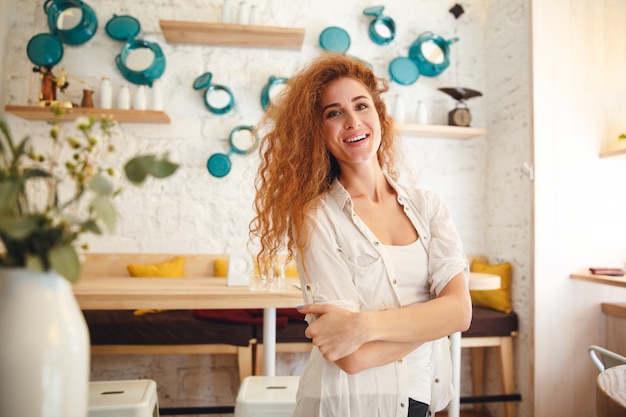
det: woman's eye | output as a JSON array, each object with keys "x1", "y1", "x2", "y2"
[
  {"x1": 356, "y1": 103, "x2": 368, "y2": 111},
  {"x1": 326, "y1": 110, "x2": 341, "y2": 119}
]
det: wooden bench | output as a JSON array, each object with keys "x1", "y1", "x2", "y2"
[{"x1": 80, "y1": 253, "x2": 256, "y2": 381}]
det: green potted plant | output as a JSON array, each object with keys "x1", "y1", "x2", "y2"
[
  {"x1": 0, "y1": 105, "x2": 179, "y2": 417},
  {"x1": 0, "y1": 105, "x2": 179, "y2": 281}
]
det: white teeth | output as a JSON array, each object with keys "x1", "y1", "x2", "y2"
[{"x1": 346, "y1": 134, "x2": 367, "y2": 143}]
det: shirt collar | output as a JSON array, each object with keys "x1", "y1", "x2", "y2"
[{"x1": 328, "y1": 173, "x2": 410, "y2": 210}]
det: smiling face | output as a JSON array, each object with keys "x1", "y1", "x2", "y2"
[{"x1": 320, "y1": 77, "x2": 382, "y2": 171}]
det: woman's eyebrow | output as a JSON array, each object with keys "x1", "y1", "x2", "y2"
[{"x1": 322, "y1": 96, "x2": 369, "y2": 113}]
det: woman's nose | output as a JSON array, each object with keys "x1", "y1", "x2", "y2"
[{"x1": 344, "y1": 112, "x2": 361, "y2": 129}]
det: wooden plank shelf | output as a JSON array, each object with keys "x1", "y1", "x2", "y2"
[
  {"x1": 571, "y1": 271, "x2": 626, "y2": 288},
  {"x1": 159, "y1": 20, "x2": 305, "y2": 50},
  {"x1": 396, "y1": 123, "x2": 486, "y2": 139},
  {"x1": 600, "y1": 147, "x2": 626, "y2": 158},
  {"x1": 4, "y1": 105, "x2": 171, "y2": 124}
]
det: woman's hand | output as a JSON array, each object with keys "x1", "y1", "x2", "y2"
[{"x1": 298, "y1": 304, "x2": 367, "y2": 362}]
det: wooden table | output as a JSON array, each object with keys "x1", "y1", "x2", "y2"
[
  {"x1": 597, "y1": 364, "x2": 626, "y2": 417},
  {"x1": 72, "y1": 276, "x2": 304, "y2": 376}
]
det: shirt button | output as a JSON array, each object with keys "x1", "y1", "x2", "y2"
[
  {"x1": 397, "y1": 359, "x2": 403, "y2": 363},
  {"x1": 400, "y1": 402, "x2": 406, "y2": 408},
  {"x1": 392, "y1": 279, "x2": 397, "y2": 285},
  {"x1": 374, "y1": 241, "x2": 380, "y2": 246}
]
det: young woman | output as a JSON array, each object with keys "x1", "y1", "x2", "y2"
[{"x1": 250, "y1": 54, "x2": 471, "y2": 417}]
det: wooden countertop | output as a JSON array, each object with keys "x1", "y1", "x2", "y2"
[
  {"x1": 570, "y1": 271, "x2": 626, "y2": 288},
  {"x1": 72, "y1": 276, "x2": 303, "y2": 310}
]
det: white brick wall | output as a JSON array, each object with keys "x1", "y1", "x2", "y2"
[{"x1": 1, "y1": 1, "x2": 531, "y2": 415}]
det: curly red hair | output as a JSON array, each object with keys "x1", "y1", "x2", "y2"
[{"x1": 250, "y1": 54, "x2": 400, "y2": 273}]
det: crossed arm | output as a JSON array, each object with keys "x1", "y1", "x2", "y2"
[{"x1": 298, "y1": 271, "x2": 471, "y2": 374}]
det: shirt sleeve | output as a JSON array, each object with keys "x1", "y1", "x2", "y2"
[
  {"x1": 296, "y1": 208, "x2": 362, "y2": 324},
  {"x1": 420, "y1": 190, "x2": 469, "y2": 297}
]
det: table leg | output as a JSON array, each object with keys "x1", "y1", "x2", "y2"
[
  {"x1": 449, "y1": 331, "x2": 461, "y2": 417},
  {"x1": 263, "y1": 307, "x2": 276, "y2": 376}
]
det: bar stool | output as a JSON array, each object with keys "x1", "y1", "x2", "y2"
[
  {"x1": 88, "y1": 379, "x2": 159, "y2": 417},
  {"x1": 234, "y1": 375, "x2": 300, "y2": 417}
]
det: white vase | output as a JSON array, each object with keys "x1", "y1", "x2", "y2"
[
  {"x1": 117, "y1": 85, "x2": 130, "y2": 109},
  {"x1": 151, "y1": 79, "x2": 164, "y2": 111},
  {"x1": 0, "y1": 268, "x2": 90, "y2": 417},
  {"x1": 100, "y1": 77, "x2": 112, "y2": 109},
  {"x1": 134, "y1": 85, "x2": 147, "y2": 110},
  {"x1": 393, "y1": 94, "x2": 405, "y2": 123}
]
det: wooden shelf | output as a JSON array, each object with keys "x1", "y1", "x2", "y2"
[
  {"x1": 600, "y1": 147, "x2": 626, "y2": 158},
  {"x1": 571, "y1": 271, "x2": 626, "y2": 288},
  {"x1": 159, "y1": 20, "x2": 305, "y2": 50},
  {"x1": 4, "y1": 105, "x2": 171, "y2": 124},
  {"x1": 396, "y1": 123, "x2": 486, "y2": 139}
]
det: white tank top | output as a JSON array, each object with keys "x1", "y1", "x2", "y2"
[{"x1": 383, "y1": 239, "x2": 432, "y2": 404}]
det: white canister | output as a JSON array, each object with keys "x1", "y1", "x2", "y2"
[
  {"x1": 151, "y1": 79, "x2": 164, "y2": 111},
  {"x1": 248, "y1": 5, "x2": 259, "y2": 25},
  {"x1": 393, "y1": 94, "x2": 405, "y2": 123},
  {"x1": 117, "y1": 85, "x2": 130, "y2": 110},
  {"x1": 134, "y1": 85, "x2": 147, "y2": 110},
  {"x1": 417, "y1": 100, "x2": 429, "y2": 124},
  {"x1": 99, "y1": 77, "x2": 112, "y2": 109},
  {"x1": 221, "y1": 0, "x2": 232, "y2": 23},
  {"x1": 237, "y1": 2, "x2": 250, "y2": 24}
]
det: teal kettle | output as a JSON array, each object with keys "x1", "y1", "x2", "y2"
[
  {"x1": 43, "y1": 0, "x2": 97, "y2": 45},
  {"x1": 408, "y1": 31, "x2": 458, "y2": 77}
]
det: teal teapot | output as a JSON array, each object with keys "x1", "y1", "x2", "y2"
[
  {"x1": 408, "y1": 31, "x2": 458, "y2": 77},
  {"x1": 43, "y1": 0, "x2": 97, "y2": 45}
]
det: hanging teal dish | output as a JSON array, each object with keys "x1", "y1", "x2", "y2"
[
  {"x1": 207, "y1": 125, "x2": 258, "y2": 178},
  {"x1": 105, "y1": 14, "x2": 141, "y2": 41},
  {"x1": 115, "y1": 39, "x2": 165, "y2": 86},
  {"x1": 26, "y1": 33, "x2": 64, "y2": 67},
  {"x1": 388, "y1": 57, "x2": 419, "y2": 86},
  {"x1": 408, "y1": 31, "x2": 458, "y2": 77},
  {"x1": 43, "y1": 0, "x2": 97, "y2": 45},
  {"x1": 363, "y1": 5, "x2": 395, "y2": 45},
  {"x1": 260, "y1": 76, "x2": 288, "y2": 111},
  {"x1": 193, "y1": 72, "x2": 235, "y2": 115},
  {"x1": 319, "y1": 26, "x2": 351, "y2": 53}
]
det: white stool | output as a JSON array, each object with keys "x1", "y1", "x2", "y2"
[
  {"x1": 234, "y1": 376, "x2": 300, "y2": 417},
  {"x1": 89, "y1": 379, "x2": 159, "y2": 417}
]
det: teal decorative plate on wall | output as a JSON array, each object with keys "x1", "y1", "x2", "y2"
[
  {"x1": 319, "y1": 26, "x2": 351, "y2": 53},
  {"x1": 105, "y1": 14, "x2": 141, "y2": 41},
  {"x1": 27, "y1": 33, "x2": 64, "y2": 66}
]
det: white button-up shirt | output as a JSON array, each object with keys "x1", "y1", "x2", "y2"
[{"x1": 293, "y1": 176, "x2": 468, "y2": 417}]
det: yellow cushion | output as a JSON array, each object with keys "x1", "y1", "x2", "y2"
[
  {"x1": 214, "y1": 258, "x2": 229, "y2": 278},
  {"x1": 470, "y1": 259, "x2": 512, "y2": 313},
  {"x1": 127, "y1": 256, "x2": 185, "y2": 278}
]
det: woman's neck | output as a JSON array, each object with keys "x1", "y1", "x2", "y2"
[{"x1": 338, "y1": 166, "x2": 391, "y2": 203}]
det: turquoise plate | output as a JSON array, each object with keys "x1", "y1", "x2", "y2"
[
  {"x1": 388, "y1": 57, "x2": 419, "y2": 85},
  {"x1": 319, "y1": 26, "x2": 351, "y2": 53},
  {"x1": 105, "y1": 14, "x2": 141, "y2": 41},
  {"x1": 27, "y1": 33, "x2": 64, "y2": 67}
]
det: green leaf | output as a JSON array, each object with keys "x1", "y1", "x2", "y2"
[
  {"x1": 150, "y1": 159, "x2": 180, "y2": 179},
  {"x1": 0, "y1": 214, "x2": 40, "y2": 239},
  {"x1": 22, "y1": 168, "x2": 49, "y2": 181},
  {"x1": 0, "y1": 181, "x2": 20, "y2": 213},
  {"x1": 90, "y1": 195, "x2": 117, "y2": 232},
  {"x1": 81, "y1": 219, "x2": 102, "y2": 234},
  {"x1": 124, "y1": 154, "x2": 179, "y2": 185},
  {"x1": 89, "y1": 174, "x2": 114, "y2": 196},
  {"x1": 619, "y1": 133, "x2": 626, "y2": 140},
  {"x1": 49, "y1": 244, "x2": 81, "y2": 283}
]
